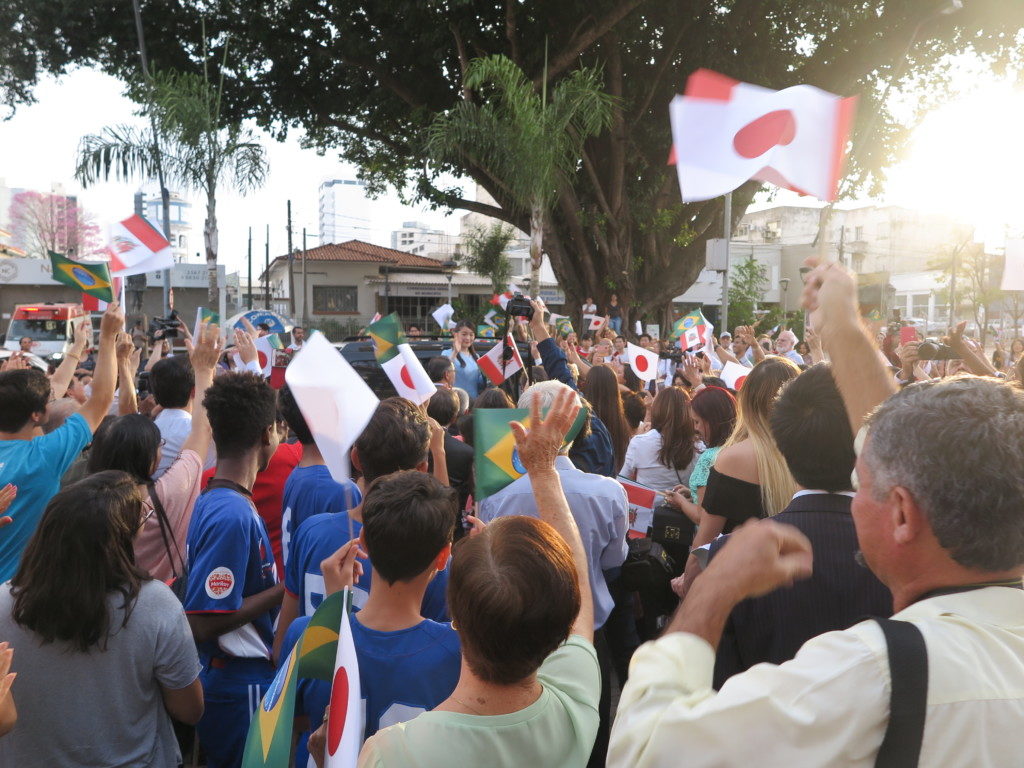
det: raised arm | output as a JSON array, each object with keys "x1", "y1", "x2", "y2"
[
  {"x1": 947, "y1": 321, "x2": 998, "y2": 377},
  {"x1": 79, "y1": 303, "x2": 123, "y2": 432},
  {"x1": 801, "y1": 260, "x2": 897, "y2": 433},
  {"x1": 116, "y1": 332, "x2": 139, "y2": 416},
  {"x1": 529, "y1": 300, "x2": 584, "y2": 391},
  {"x1": 145, "y1": 336, "x2": 164, "y2": 372},
  {"x1": 50, "y1": 316, "x2": 91, "y2": 401},
  {"x1": 180, "y1": 323, "x2": 221, "y2": 459},
  {"x1": 510, "y1": 386, "x2": 594, "y2": 642}
]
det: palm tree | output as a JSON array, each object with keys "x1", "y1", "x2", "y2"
[
  {"x1": 76, "y1": 64, "x2": 268, "y2": 307},
  {"x1": 428, "y1": 55, "x2": 614, "y2": 297},
  {"x1": 460, "y1": 222, "x2": 515, "y2": 294}
]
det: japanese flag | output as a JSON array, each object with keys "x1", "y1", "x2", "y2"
[
  {"x1": 669, "y1": 69, "x2": 856, "y2": 202},
  {"x1": 478, "y1": 334, "x2": 524, "y2": 386},
  {"x1": 382, "y1": 343, "x2": 436, "y2": 405},
  {"x1": 720, "y1": 361, "x2": 750, "y2": 390},
  {"x1": 325, "y1": 590, "x2": 362, "y2": 768},
  {"x1": 107, "y1": 214, "x2": 174, "y2": 276},
  {"x1": 626, "y1": 342, "x2": 659, "y2": 382},
  {"x1": 232, "y1": 334, "x2": 277, "y2": 376},
  {"x1": 585, "y1": 314, "x2": 605, "y2": 331}
]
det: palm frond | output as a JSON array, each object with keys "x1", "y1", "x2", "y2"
[{"x1": 75, "y1": 125, "x2": 160, "y2": 187}]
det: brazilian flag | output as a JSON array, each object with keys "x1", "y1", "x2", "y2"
[
  {"x1": 474, "y1": 406, "x2": 589, "y2": 500},
  {"x1": 242, "y1": 590, "x2": 350, "y2": 767},
  {"x1": 367, "y1": 312, "x2": 405, "y2": 364},
  {"x1": 477, "y1": 325, "x2": 496, "y2": 338},
  {"x1": 555, "y1": 317, "x2": 574, "y2": 337},
  {"x1": 48, "y1": 250, "x2": 114, "y2": 303}
]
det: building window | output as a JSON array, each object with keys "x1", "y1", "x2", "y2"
[
  {"x1": 178, "y1": 235, "x2": 186, "y2": 247},
  {"x1": 855, "y1": 226, "x2": 864, "y2": 241},
  {"x1": 313, "y1": 285, "x2": 358, "y2": 314},
  {"x1": 764, "y1": 221, "x2": 780, "y2": 242},
  {"x1": 911, "y1": 293, "x2": 930, "y2": 318}
]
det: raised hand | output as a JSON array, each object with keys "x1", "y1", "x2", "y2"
[
  {"x1": 320, "y1": 538, "x2": 367, "y2": 596},
  {"x1": 0, "y1": 484, "x2": 16, "y2": 527},
  {"x1": 191, "y1": 323, "x2": 224, "y2": 374},
  {"x1": 98, "y1": 301, "x2": 125, "y2": 339},
  {"x1": 703, "y1": 519, "x2": 813, "y2": 600},
  {"x1": 115, "y1": 332, "x2": 134, "y2": 361},
  {"x1": 233, "y1": 328, "x2": 258, "y2": 366},
  {"x1": 510, "y1": 386, "x2": 580, "y2": 476},
  {"x1": 0, "y1": 353, "x2": 29, "y2": 372},
  {"x1": 800, "y1": 259, "x2": 859, "y2": 342}
]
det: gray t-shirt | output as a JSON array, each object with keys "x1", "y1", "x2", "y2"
[{"x1": 0, "y1": 579, "x2": 200, "y2": 767}]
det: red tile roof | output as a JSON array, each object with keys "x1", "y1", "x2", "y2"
[{"x1": 272, "y1": 240, "x2": 443, "y2": 269}]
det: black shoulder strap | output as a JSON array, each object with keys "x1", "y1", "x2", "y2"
[{"x1": 873, "y1": 618, "x2": 929, "y2": 768}]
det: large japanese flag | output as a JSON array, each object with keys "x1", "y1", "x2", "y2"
[
  {"x1": 626, "y1": 342, "x2": 659, "y2": 382},
  {"x1": 669, "y1": 69, "x2": 856, "y2": 202},
  {"x1": 382, "y1": 343, "x2": 436, "y2": 405},
  {"x1": 107, "y1": 214, "x2": 174, "y2": 276},
  {"x1": 478, "y1": 334, "x2": 525, "y2": 386},
  {"x1": 720, "y1": 361, "x2": 751, "y2": 391}
]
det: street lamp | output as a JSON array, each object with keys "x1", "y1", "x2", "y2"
[
  {"x1": 441, "y1": 259, "x2": 457, "y2": 305},
  {"x1": 779, "y1": 277, "x2": 790, "y2": 317}
]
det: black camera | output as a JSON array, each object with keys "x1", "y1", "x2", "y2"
[
  {"x1": 506, "y1": 292, "x2": 533, "y2": 320},
  {"x1": 150, "y1": 313, "x2": 182, "y2": 341},
  {"x1": 916, "y1": 338, "x2": 959, "y2": 361}
]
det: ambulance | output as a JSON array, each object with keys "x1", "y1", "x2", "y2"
[{"x1": 3, "y1": 303, "x2": 89, "y2": 357}]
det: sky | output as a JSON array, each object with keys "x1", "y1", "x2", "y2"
[
  {"x1": 0, "y1": 68, "x2": 464, "y2": 274},
  {"x1": 2, "y1": 60, "x2": 1024, "y2": 271}
]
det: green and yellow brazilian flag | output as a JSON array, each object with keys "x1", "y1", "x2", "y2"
[
  {"x1": 242, "y1": 591, "x2": 348, "y2": 767},
  {"x1": 474, "y1": 406, "x2": 588, "y2": 500},
  {"x1": 48, "y1": 250, "x2": 114, "y2": 303}
]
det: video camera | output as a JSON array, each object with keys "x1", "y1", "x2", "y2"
[
  {"x1": 149, "y1": 312, "x2": 182, "y2": 341},
  {"x1": 506, "y1": 292, "x2": 533, "y2": 320}
]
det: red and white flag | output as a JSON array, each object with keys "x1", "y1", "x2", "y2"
[
  {"x1": 626, "y1": 342, "x2": 659, "y2": 382},
  {"x1": 382, "y1": 343, "x2": 436, "y2": 405},
  {"x1": 107, "y1": 214, "x2": 174, "y2": 276},
  {"x1": 619, "y1": 478, "x2": 658, "y2": 537},
  {"x1": 232, "y1": 334, "x2": 278, "y2": 376},
  {"x1": 325, "y1": 590, "x2": 362, "y2": 768},
  {"x1": 720, "y1": 361, "x2": 750, "y2": 390},
  {"x1": 669, "y1": 69, "x2": 856, "y2": 202},
  {"x1": 478, "y1": 334, "x2": 524, "y2": 386},
  {"x1": 585, "y1": 314, "x2": 605, "y2": 331}
]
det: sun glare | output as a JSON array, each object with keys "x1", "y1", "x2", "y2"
[{"x1": 886, "y1": 82, "x2": 1024, "y2": 233}]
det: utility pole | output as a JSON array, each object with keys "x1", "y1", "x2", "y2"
[
  {"x1": 246, "y1": 227, "x2": 253, "y2": 310},
  {"x1": 130, "y1": 0, "x2": 172, "y2": 316},
  {"x1": 720, "y1": 192, "x2": 732, "y2": 333},
  {"x1": 264, "y1": 224, "x2": 270, "y2": 311},
  {"x1": 302, "y1": 228, "x2": 309, "y2": 328},
  {"x1": 837, "y1": 224, "x2": 846, "y2": 268},
  {"x1": 287, "y1": 200, "x2": 295, "y2": 318}
]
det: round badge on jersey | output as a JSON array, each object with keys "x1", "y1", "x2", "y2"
[{"x1": 205, "y1": 567, "x2": 235, "y2": 599}]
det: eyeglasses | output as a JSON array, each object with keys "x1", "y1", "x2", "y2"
[{"x1": 140, "y1": 505, "x2": 155, "y2": 528}]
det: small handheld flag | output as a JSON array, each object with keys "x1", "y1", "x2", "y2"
[
  {"x1": 619, "y1": 478, "x2": 659, "y2": 536},
  {"x1": 477, "y1": 334, "x2": 525, "y2": 386},
  {"x1": 477, "y1": 325, "x2": 496, "y2": 338},
  {"x1": 368, "y1": 313, "x2": 435, "y2": 404},
  {"x1": 626, "y1": 342, "x2": 659, "y2": 382},
  {"x1": 325, "y1": 589, "x2": 362, "y2": 767},
  {"x1": 720, "y1": 361, "x2": 750, "y2": 390},
  {"x1": 585, "y1": 314, "x2": 605, "y2": 332},
  {"x1": 48, "y1": 250, "x2": 114, "y2": 303},
  {"x1": 107, "y1": 214, "x2": 174, "y2": 276}
]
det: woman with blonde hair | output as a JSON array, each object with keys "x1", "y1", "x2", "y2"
[{"x1": 675, "y1": 357, "x2": 799, "y2": 596}]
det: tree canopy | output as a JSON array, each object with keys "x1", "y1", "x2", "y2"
[{"x1": 4, "y1": 0, "x2": 1023, "y2": 323}]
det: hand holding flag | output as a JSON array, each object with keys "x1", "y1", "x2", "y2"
[{"x1": 626, "y1": 342, "x2": 659, "y2": 382}]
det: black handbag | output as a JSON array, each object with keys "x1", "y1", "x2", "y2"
[
  {"x1": 620, "y1": 536, "x2": 675, "y2": 594},
  {"x1": 650, "y1": 504, "x2": 695, "y2": 571}
]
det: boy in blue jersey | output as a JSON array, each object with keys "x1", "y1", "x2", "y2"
[
  {"x1": 278, "y1": 385, "x2": 361, "y2": 566},
  {"x1": 280, "y1": 471, "x2": 461, "y2": 764},
  {"x1": 0, "y1": 304, "x2": 121, "y2": 582},
  {"x1": 183, "y1": 372, "x2": 285, "y2": 768},
  {"x1": 274, "y1": 398, "x2": 450, "y2": 661}
]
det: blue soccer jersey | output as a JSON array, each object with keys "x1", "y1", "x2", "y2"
[
  {"x1": 184, "y1": 487, "x2": 279, "y2": 661},
  {"x1": 281, "y1": 465, "x2": 360, "y2": 567},
  {"x1": 285, "y1": 511, "x2": 451, "y2": 622},
  {"x1": 280, "y1": 611, "x2": 461, "y2": 750}
]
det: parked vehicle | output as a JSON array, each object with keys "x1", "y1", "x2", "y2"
[{"x1": 3, "y1": 303, "x2": 88, "y2": 357}]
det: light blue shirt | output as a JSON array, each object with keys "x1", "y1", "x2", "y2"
[
  {"x1": 0, "y1": 413, "x2": 92, "y2": 582},
  {"x1": 443, "y1": 349, "x2": 483, "y2": 398},
  {"x1": 478, "y1": 456, "x2": 628, "y2": 629}
]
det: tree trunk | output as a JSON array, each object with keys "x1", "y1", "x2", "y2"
[
  {"x1": 529, "y1": 202, "x2": 543, "y2": 298},
  {"x1": 205, "y1": 194, "x2": 219, "y2": 308}
]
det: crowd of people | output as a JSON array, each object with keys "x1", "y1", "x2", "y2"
[{"x1": 0, "y1": 256, "x2": 1021, "y2": 767}]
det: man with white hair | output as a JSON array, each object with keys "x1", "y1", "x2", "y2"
[
  {"x1": 478, "y1": 379, "x2": 628, "y2": 767},
  {"x1": 774, "y1": 329, "x2": 805, "y2": 365}
]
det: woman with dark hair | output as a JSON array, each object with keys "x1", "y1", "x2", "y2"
[
  {"x1": 0, "y1": 471, "x2": 202, "y2": 766},
  {"x1": 621, "y1": 387, "x2": 698, "y2": 490},
  {"x1": 582, "y1": 364, "x2": 631, "y2": 472},
  {"x1": 86, "y1": 325, "x2": 220, "y2": 581},
  {"x1": 444, "y1": 321, "x2": 485, "y2": 398},
  {"x1": 351, "y1": 388, "x2": 600, "y2": 768}
]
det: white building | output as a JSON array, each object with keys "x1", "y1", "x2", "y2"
[
  {"x1": 319, "y1": 179, "x2": 372, "y2": 244},
  {"x1": 136, "y1": 187, "x2": 193, "y2": 263},
  {"x1": 390, "y1": 221, "x2": 456, "y2": 259}
]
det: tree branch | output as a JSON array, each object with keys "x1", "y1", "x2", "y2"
[
  {"x1": 629, "y1": 19, "x2": 692, "y2": 128},
  {"x1": 535, "y1": 0, "x2": 647, "y2": 86},
  {"x1": 332, "y1": 50, "x2": 429, "y2": 109},
  {"x1": 450, "y1": 23, "x2": 473, "y2": 101}
]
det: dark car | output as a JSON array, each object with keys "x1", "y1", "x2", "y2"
[{"x1": 339, "y1": 335, "x2": 534, "y2": 400}]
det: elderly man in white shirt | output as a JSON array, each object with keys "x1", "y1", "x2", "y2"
[{"x1": 610, "y1": 260, "x2": 1024, "y2": 767}]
